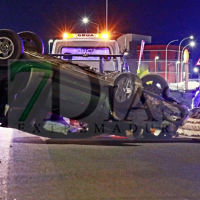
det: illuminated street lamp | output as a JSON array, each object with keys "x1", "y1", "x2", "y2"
[
  {"x1": 83, "y1": 17, "x2": 89, "y2": 23},
  {"x1": 48, "y1": 39, "x2": 53, "y2": 54},
  {"x1": 155, "y1": 56, "x2": 159, "y2": 74},
  {"x1": 165, "y1": 39, "x2": 178, "y2": 80},
  {"x1": 180, "y1": 41, "x2": 196, "y2": 82},
  {"x1": 194, "y1": 67, "x2": 199, "y2": 73},
  {"x1": 82, "y1": 17, "x2": 99, "y2": 34}
]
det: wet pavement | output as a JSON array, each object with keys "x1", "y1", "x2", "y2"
[{"x1": 0, "y1": 128, "x2": 200, "y2": 200}]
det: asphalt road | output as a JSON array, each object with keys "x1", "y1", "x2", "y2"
[{"x1": 0, "y1": 128, "x2": 200, "y2": 200}]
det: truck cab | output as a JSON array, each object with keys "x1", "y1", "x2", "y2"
[{"x1": 51, "y1": 33, "x2": 123, "y2": 73}]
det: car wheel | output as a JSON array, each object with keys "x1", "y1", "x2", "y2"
[
  {"x1": 0, "y1": 29, "x2": 24, "y2": 67},
  {"x1": 18, "y1": 31, "x2": 44, "y2": 54},
  {"x1": 141, "y1": 74, "x2": 170, "y2": 99},
  {"x1": 113, "y1": 73, "x2": 142, "y2": 112}
]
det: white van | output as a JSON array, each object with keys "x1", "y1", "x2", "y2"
[{"x1": 51, "y1": 33, "x2": 123, "y2": 72}]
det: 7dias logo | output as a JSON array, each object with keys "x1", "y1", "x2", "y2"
[
  {"x1": 8, "y1": 60, "x2": 53, "y2": 135},
  {"x1": 7, "y1": 60, "x2": 166, "y2": 139}
]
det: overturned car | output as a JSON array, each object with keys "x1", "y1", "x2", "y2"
[{"x1": 0, "y1": 29, "x2": 189, "y2": 139}]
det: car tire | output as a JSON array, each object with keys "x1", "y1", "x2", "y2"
[
  {"x1": 141, "y1": 74, "x2": 170, "y2": 99},
  {"x1": 18, "y1": 31, "x2": 44, "y2": 54},
  {"x1": 0, "y1": 29, "x2": 24, "y2": 67},
  {"x1": 113, "y1": 73, "x2": 142, "y2": 113}
]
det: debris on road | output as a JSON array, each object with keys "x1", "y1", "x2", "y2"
[{"x1": 177, "y1": 108, "x2": 200, "y2": 136}]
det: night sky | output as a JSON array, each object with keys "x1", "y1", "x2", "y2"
[{"x1": 1, "y1": 0, "x2": 200, "y2": 64}]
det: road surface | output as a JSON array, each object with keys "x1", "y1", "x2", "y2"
[{"x1": 0, "y1": 127, "x2": 200, "y2": 200}]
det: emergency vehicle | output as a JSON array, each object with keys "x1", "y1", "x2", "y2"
[{"x1": 51, "y1": 33, "x2": 127, "y2": 73}]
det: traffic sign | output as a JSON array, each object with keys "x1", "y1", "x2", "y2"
[{"x1": 195, "y1": 57, "x2": 200, "y2": 66}]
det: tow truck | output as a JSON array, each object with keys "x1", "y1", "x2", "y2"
[
  {"x1": 51, "y1": 32, "x2": 128, "y2": 73},
  {"x1": 0, "y1": 29, "x2": 189, "y2": 139}
]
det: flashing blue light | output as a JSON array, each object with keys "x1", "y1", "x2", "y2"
[{"x1": 191, "y1": 90, "x2": 200, "y2": 108}]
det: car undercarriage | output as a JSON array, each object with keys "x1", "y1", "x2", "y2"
[{"x1": 0, "y1": 29, "x2": 189, "y2": 139}]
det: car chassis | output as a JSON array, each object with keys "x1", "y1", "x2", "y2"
[{"x1": 0, "y1": 29, "x2": 189, "y2": 139}]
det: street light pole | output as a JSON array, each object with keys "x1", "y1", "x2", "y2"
[
  {"x1": 165, "y1": 39, "x2": 178, "y2": 80},
  {"x1": 180, "y1": 41, "x2": 195, "y2": 82},
  {"x1": 177, "y1": 36, "x2": 193, "y2": 81},
  {"x1": 177, "y1": 36, "x2": 193, "y2": 80},
  {"x1": 90, "y1": 21, "x2": 99, "y2": 34},
  {"x1": 106, "y1": 0, "x2": 108, "y2": 32},
  {"x1": 181, "y1": 41, "x2": 195, "y2": 63},
  {"x1": 180, "y1": 44, "x2": 189, "y2": 83},
  {"x1": 82, "y1": 18, "x2": 99, "y2": 34},
  {"x1": 155, "y1": 56, "x2": 159, "y2": 74},
  {"x1": 175, "y1": 61, "x2": 180, "y2": 87}
]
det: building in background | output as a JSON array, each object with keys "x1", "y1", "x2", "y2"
[
  {"x1": 114, "y1": 33, "x2": 191, "y2": 84},
  {"x1": 137, "y1": 45, "x2": 190, "y2": 84},
  {"x1": 116, "y1": 34, "x2": 151, "y2": 74}
]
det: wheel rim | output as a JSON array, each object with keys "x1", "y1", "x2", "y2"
[
  {"x1": 115, "y1": 77, "x2": 133, "y2": 103},
  {"x1": 0, "y1": 37, "x2": 14, "y2": 60},
  {"x1": 18, "y1": 31, "x2": 44, "y2": 54}
]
